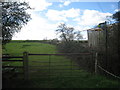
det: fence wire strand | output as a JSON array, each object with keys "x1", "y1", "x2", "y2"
[{"x1": 97, "y1": 65, "x2": 120, "y2": 80}]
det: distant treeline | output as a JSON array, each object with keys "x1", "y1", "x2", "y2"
[
  {"x1": 11, "y1": 40, "x2": 52, "y2": 44},
  {"x1": 11, "y1": 40, "x2": 48, "y2": 42},
  {"x1": 11, "y1": 40, "x2": 88, "y2": 44}
]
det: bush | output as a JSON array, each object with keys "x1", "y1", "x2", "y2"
[
  {"x1": 57, "y1": 41, "x2": 94, "y2": 72},
  {"x1": 57, "y1": 41, "x2": 89, "y2": 53}
]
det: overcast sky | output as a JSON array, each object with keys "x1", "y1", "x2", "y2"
[{"x1": 12, "y1": 0, "x2": 119, "y2": 40}]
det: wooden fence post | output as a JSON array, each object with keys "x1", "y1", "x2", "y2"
[
  {"x1": 23, "y1": 52, "x2": 29, "y2": 80},
  {"x1": 95, "y1": 52, "x2": 98, "y2": 74}
]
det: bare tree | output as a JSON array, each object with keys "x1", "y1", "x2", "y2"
[{"x1": 56, "y1": 23, "x2": 83, "y2": 42}]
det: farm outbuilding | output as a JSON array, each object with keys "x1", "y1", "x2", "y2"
[{"x1": 87, "y1": 23, "x2": 120, "y2": 77}]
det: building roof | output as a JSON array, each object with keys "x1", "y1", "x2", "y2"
[{"x1": 87, "y1": 28, "x2": 103, "y2": 31}]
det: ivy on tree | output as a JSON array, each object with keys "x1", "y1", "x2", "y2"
[{"x1": 2, "y1": 2, "x2": 31, "y2": 45}]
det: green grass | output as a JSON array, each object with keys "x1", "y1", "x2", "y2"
[{"x1": 2, "y1": 41, "x2": 120, "y2": 88}]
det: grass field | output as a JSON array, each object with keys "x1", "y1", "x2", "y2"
[{"x1": 2, "y1": 41, "x2": 120, "y2": 88}]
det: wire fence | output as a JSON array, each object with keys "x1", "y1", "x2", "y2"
[
  {"x1": 95, "y1": 52, "x2": 120, "y2": 80},
  {"x1": 97, "y1": 65, "x2": 120, "y2": 79}
]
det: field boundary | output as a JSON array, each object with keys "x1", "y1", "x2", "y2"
[
  {"x1": 3, "y1": 52, "x2": 120, "y2": 80},
  {"x1": 28, "y1": 53, "x2": 91, "y2": 56},
  {"x1": 2, "y1": 52, "x2": 92, "y2": 80}
]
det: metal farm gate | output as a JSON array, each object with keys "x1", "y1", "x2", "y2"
[{"x1": 25, "y1": 52, "x2": 92, "y2": 79}]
